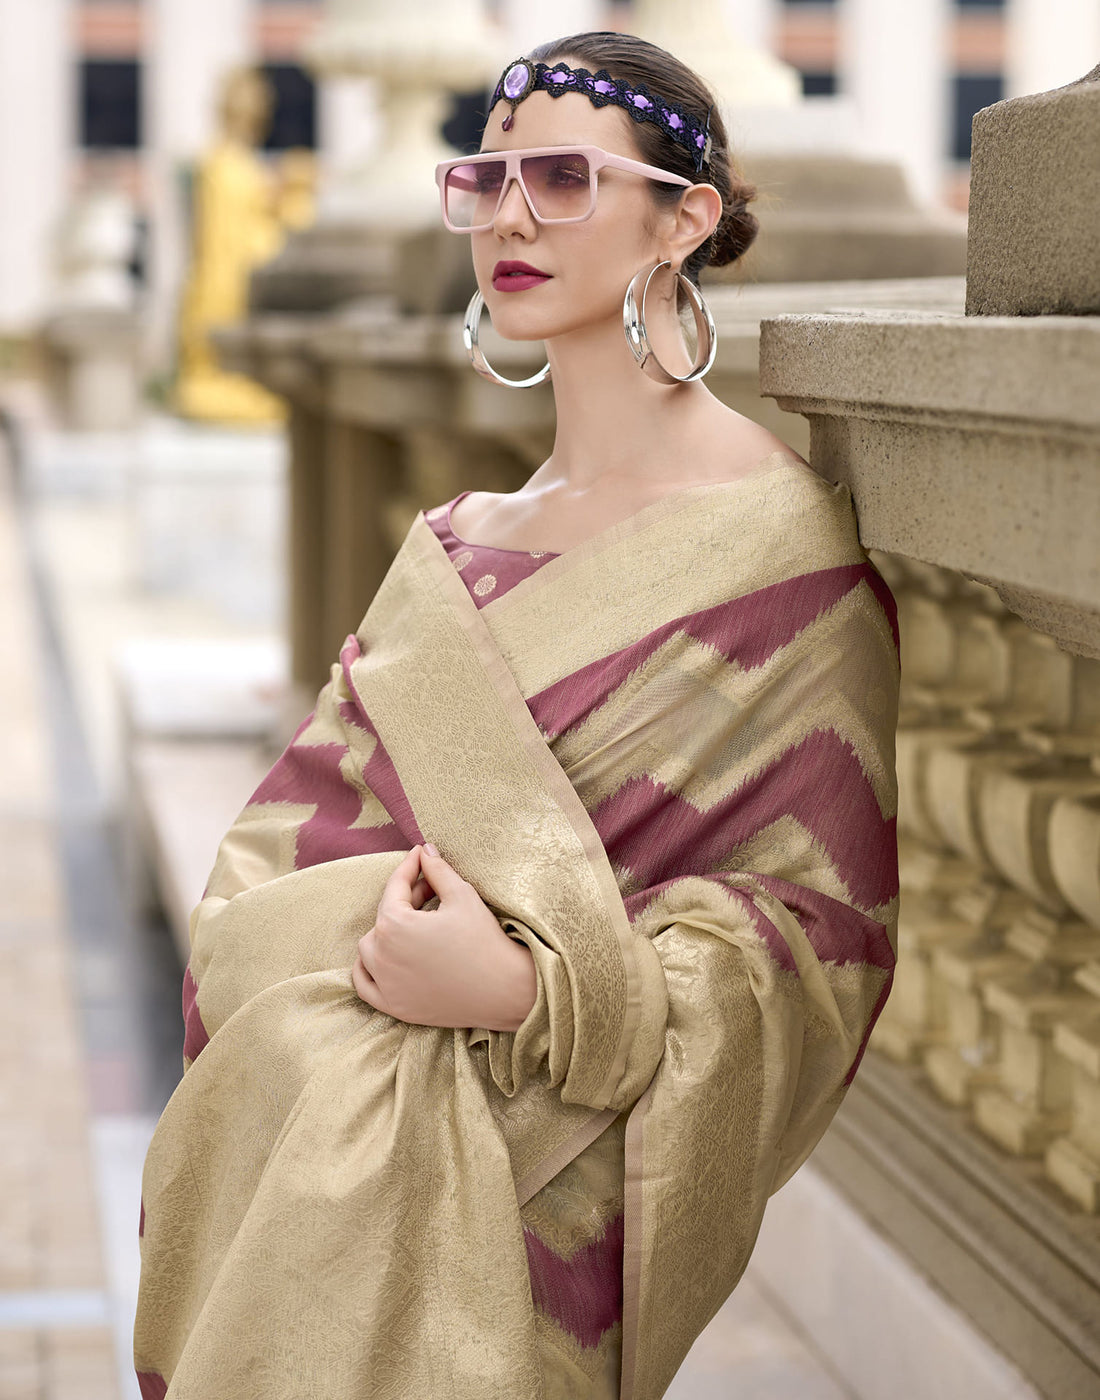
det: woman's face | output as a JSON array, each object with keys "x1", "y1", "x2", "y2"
[{"x1": 471, "y1": 82, "x2": 696, "y2": 344}]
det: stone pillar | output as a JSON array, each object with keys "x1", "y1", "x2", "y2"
[
  {"x1": 144, "y1": 0, "x2": 254, "y2": 369},
  {"x1": 966, "y1": 64, "x2": 1100, "y2": 318},
  {"x1": 249, "y1": 0, "x2": 504, "y2": 314},
  {"x1": 634, "y1": 0, "x2": 801, "y2": 107},
  {"x1": 322, "y1": 424, "x2": 403, "y2": 664},
  {"x1": 502, "y1": 0, "x2": 785, "y2": 76},
  {"x1": 1005, "y1": 0, "x2": 1100, "y2": 100},
  {"x1": 317, "y1": 75, "x2": 382, "y2": 220},
  {"x1": 838, "y1": 0, "x2": 951, "y2": 207},
  {"x1": 717, "y1": 0, "x2": 779, "y2": 54},
  {"x1": 0, "y1": 0, "x2": 73, "y2": 332},
  {"x1": 306, "y1": 0, "x2": 504, "y2": 228},
  {"x1": 286, "y1": 404, "x2": 329, "y2": 695},
  {"x1": 498, "y1": 0, "x2": 604, "y2": 52}
]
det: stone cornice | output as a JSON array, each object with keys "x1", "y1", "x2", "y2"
[{"x1": 758, "y1": 310, "x2": 1100, "y2": 654}]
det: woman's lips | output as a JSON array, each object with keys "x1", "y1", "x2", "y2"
[{"x1": 492, "y1": 270, "x2": 552, "y2": 293}]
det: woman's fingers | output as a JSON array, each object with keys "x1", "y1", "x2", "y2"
[
  {"x1": 351, "y1": 952, "x2": 384, "y2": 1010},
  {"x1": 378, "y1": 847, "x2": 423, "y2": 913},
  {"x1": 417, "y1": 844, "x2": 469, "y2": 902},
  {"x1": 379, "y1": 844, "x2": 459, "y2": 911},
  {"x1": 409, "y1": 874, "x2": 433, "y2": 909}
]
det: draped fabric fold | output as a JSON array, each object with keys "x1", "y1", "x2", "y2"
[{"x1": 135, "y1": 461, "x2": 900, "y2": 1400}]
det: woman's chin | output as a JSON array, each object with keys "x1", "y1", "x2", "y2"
[{"x1": 481, "y1": 305, "x2": 557, "y2": 342}]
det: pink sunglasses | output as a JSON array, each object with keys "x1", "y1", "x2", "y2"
[{"x1": 435, "y1": 143, "x2": 696, "y2": 233}]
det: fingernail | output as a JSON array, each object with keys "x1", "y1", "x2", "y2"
[{"x1": 424, "y1": 842, "x2": 439, "y2": 856}]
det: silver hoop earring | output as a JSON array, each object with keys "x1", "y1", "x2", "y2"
[
  {"x1": 463, "y1": 290, "x2": 552, "y2": 389},
  {"x1": 622, "y1": 261, "x2": 718, "y2": 384}
]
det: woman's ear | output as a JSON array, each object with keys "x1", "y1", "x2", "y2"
[{"x1": 679, "y1": 181, "x2": 724, "y2": 250}]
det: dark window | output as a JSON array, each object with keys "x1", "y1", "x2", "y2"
[
  {"x1": 260, "y1": 63, "x2": 317, "y2": 150},
  {"x1": 443, "y1": 90, "x2": 494, "y2": 155},
  {"x1": 956, "y1": 0, "x2": 1005, "y2": 8},
  {"x1": 80, "y1": 59, "x2": 141, "y2": 149},
  {"x1": 781, "y1": 0, "x2": 838, "y2": 6},
  {"x1": 801, "y1": 71, "x2": 837, "y2": 97},
  {"x1": 953, "y1": 73, "x2": 1003, "y2": 159}
]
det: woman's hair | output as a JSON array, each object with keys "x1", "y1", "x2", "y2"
[{"x1": 524, "y1": 31, "x2": 759, "y2": 286}]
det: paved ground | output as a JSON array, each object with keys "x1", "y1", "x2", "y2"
[
  {"x1": 0, "y1": 397, "x2": 853, "y2": 1399},
  {"x1": 1, "y1": 432, "x2": 124, "y2": 1397}
]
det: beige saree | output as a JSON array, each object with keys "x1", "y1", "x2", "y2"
[{"x1": 135, "y1": 458, "x2": 900, "y2": 1400}]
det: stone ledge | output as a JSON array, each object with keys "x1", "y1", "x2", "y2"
[
  {"x1": 126, "y1": 737, "x2": 273, "y2": 960},
  {"x1": 757, "y1": 311, "x2": 1100, "y2": 655},
  {"x1": 811, "y1": 1050, "x2": 1100, "y2": 1399},
  {"x1": 760, "y1": 311, "x2": 1100, "y2": 428}
]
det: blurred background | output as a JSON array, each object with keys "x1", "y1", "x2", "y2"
[{"x1": 1, "y1": 2, "x2": 1098, "y2": 1397}]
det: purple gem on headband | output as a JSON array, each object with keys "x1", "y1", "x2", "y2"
[{"x1": 502, "y1": 62, "x2": 530, "y2": 100}]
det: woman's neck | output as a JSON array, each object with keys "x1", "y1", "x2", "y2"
[{"x1": 540, "y1": 315, "x2": 720, "y2": 495}]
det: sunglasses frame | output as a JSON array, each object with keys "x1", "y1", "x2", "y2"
[{"x1": 434, "y1": 143, "x2": 696, "y2": 234}]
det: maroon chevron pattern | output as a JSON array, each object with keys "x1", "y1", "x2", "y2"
[
  {"x1": 530, "y1": 563, "x2": 897, "y2": 742},
  {"x1": 523, "y1": 1211, "x2": 625, "y2": 1348},
  {"x1": 244, "y1": 638, "x2": 423, "y2": 868}
]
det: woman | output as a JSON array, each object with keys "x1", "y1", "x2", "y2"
[{"x1": 135, "y1": 31, "x2": 900, "y2": 1400}]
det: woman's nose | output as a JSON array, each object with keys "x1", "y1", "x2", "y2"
[{"x1": 493, "y1": 176, "x2": 535, "y2": 231}]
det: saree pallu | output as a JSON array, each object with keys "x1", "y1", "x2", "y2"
[{"x1": 134, "y1": 458, "x2": 900, "y2": 1400}]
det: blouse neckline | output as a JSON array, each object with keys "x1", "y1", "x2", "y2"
[
  {"x1": 445, "y1": 492, "x2": 560, "y2": 557},
  {"x1": 440, "y1": 452, "x2": 815, "y2": 560}
]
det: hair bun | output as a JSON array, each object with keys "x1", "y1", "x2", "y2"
[{"x1": 708, "y1": 181, "x2": 760, "y2": 269}]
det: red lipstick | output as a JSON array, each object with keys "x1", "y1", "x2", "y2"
[{"x1": 492, "y1": 259, "x2": 552, "y2": 293}]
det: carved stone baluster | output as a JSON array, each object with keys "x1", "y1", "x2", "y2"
[
  {"x1": 1047, "y1": 961, "x2": 1100, "y2": 1213},
  {"x1": 872, "y1": 837, "x2": 981, "y2": 1063},
  {"x1": 979, "y1": 756, "x2": 1100, "y2": 912},
  {"x1": 1050, "y1": 786, "x2": 1100, "y2": 930},
  {"x1": 1043, "y1": 777, "x2": 1100, "y2": 1210},
  {"x1": 923, "y1": 883, "x2": 1033, "y2": 1107},
  {"x1": 967, "y1": 618, "x2": 1074, "y2": 736},
  {"x1": 973, "y1": 911, "x2": 1100, "y2": 1156},
  {"x1": 892, "y1": 569, "x2": 990, "y2": 846}
]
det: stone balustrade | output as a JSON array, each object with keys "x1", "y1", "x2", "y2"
[
  {"x1": 747, "y1": 63, "x2": 1100, "y2": 1399},
  {"x1": 864, "y1": 556, "x2": 1100, "y2": 1203}
]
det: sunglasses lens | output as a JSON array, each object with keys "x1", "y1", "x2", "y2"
[
  {"x1": 520, "y1": 152, "x2": 592, "y2": 220},
  {"x1": 443, "y1": 159, "x2": 507, "y2": 229},
  {"x1": 443, "y1": 151, "x2": 592, "y2": 228}
]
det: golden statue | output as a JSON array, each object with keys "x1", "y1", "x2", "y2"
[{"x1": 175, "y1": 67, "x2": 315, "y2": 424}]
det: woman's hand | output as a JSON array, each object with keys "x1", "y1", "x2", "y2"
[{"x1": 352, "y1": 844, "x2": 538, "y2": 1032}]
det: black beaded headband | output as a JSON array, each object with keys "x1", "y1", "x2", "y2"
[{"x1": 488, "y1": 57, "x2": 714, "y2": 175}]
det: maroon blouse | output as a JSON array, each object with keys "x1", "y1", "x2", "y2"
[{"x1": 424, "y1": 491, "x2": 559, "y2": 603}]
